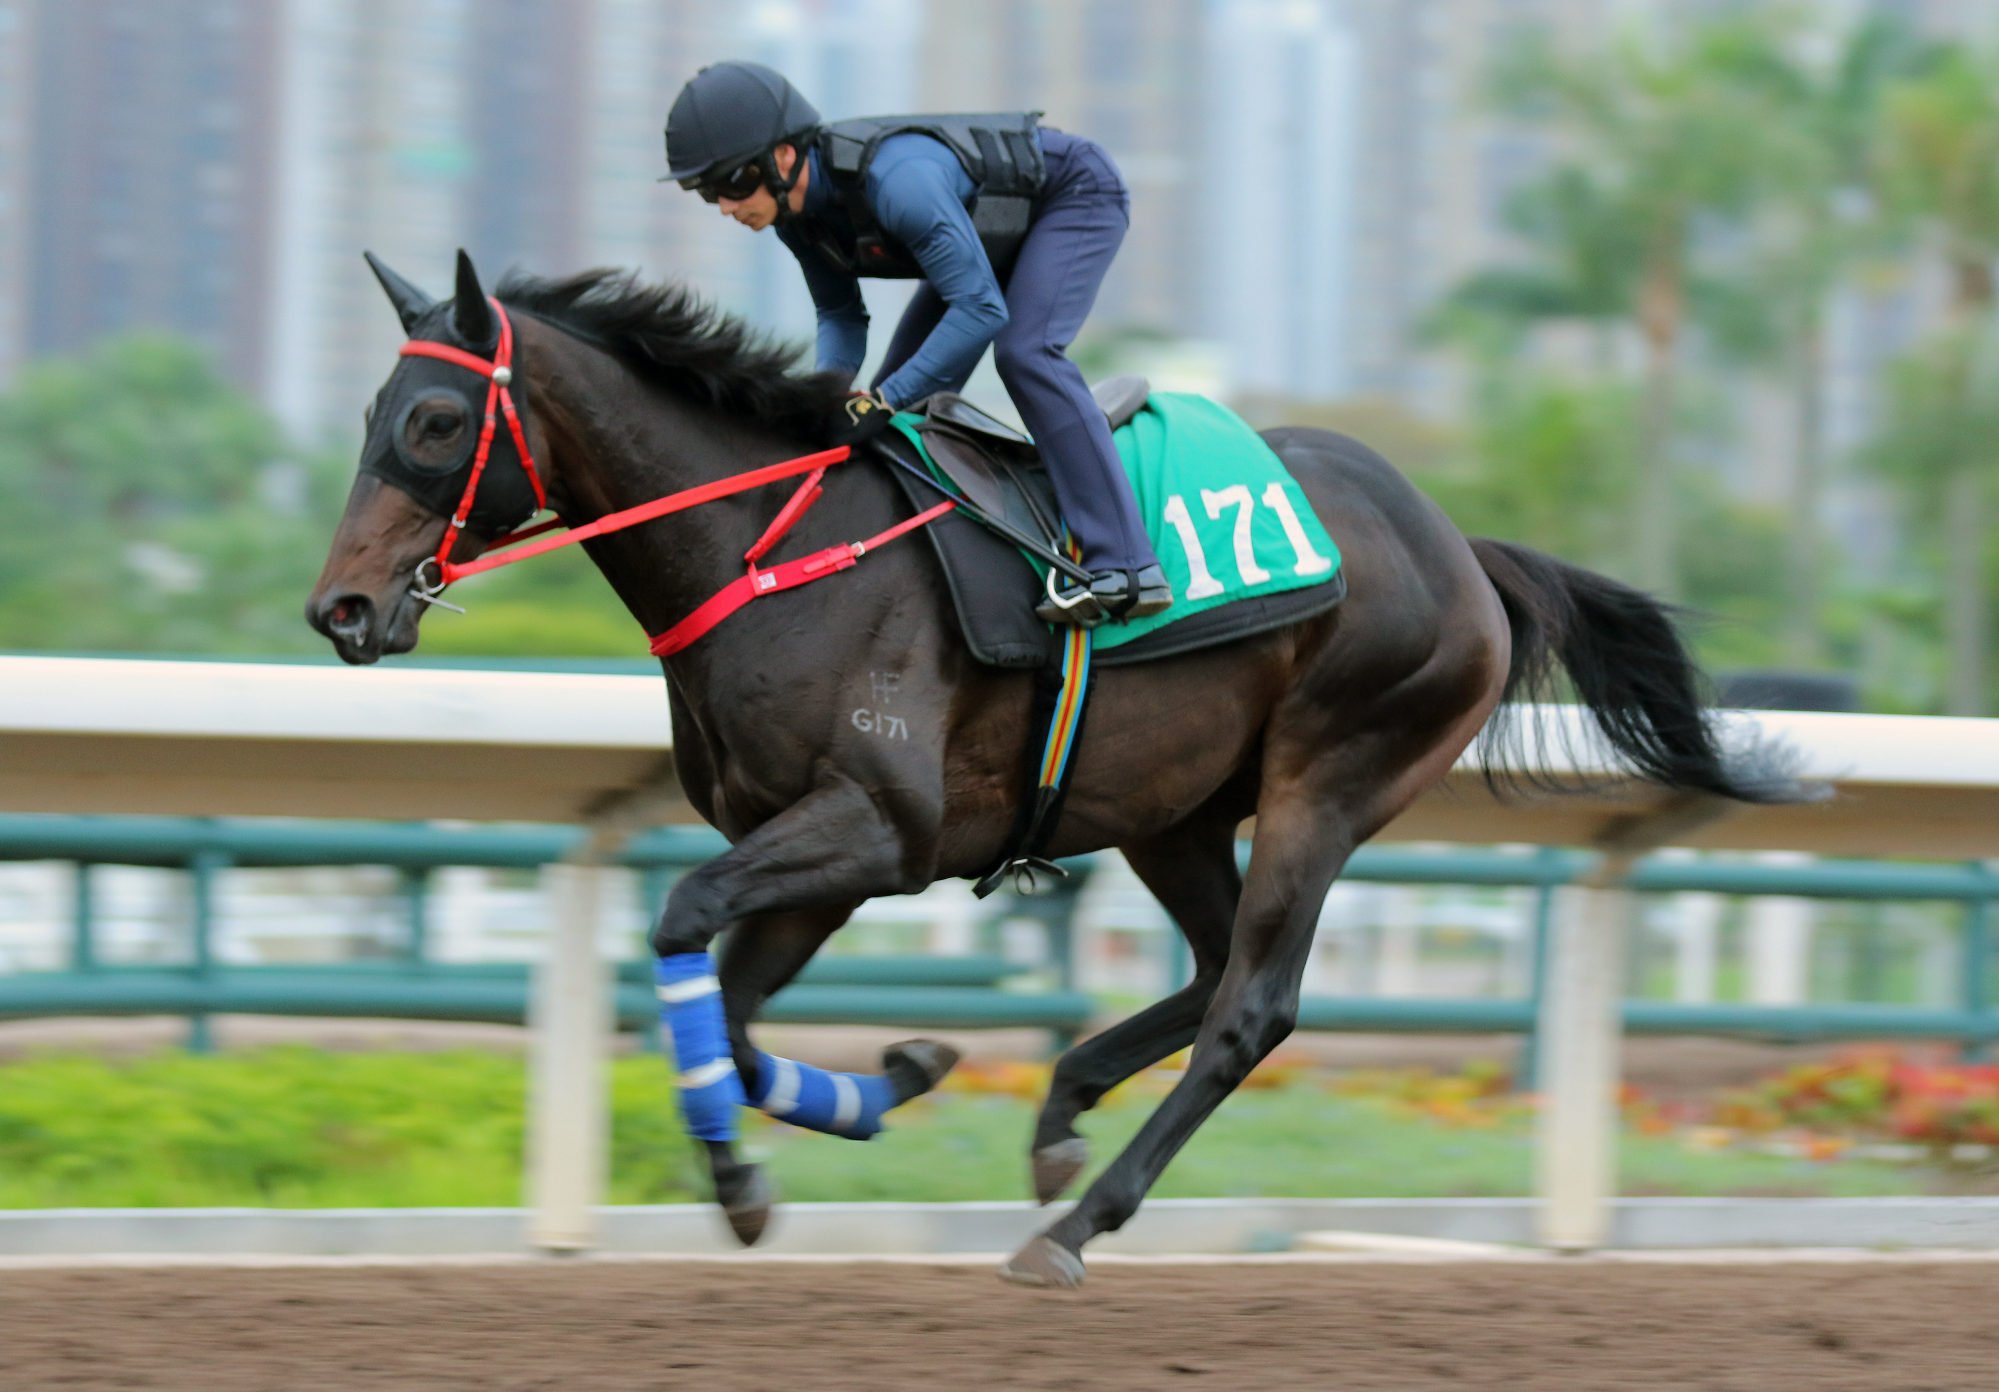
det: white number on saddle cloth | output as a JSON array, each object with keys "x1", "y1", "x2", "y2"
[
  {"x1": 1261, "y1": 481, "x2": 1336, "y2": 576},
  {"x1": 1162, "y1": 484, "x2": 1335, "y2": 599},
  {"x1": 1201, "y1": 485, "x2": 1273, "y2": 586},
  {"x1": 1161, "y1": 494, "x2": 1226, "y2": 600}
]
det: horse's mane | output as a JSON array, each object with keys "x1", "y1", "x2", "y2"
[{"x1": 495, "y1": 268, "x2": 844, "y2": 436}]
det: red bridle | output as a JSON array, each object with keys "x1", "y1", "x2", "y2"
[{"x1": 393, "y1": 298, "x2": 955, "y2": 653}]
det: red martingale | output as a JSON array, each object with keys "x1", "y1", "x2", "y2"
[
  {"x1": 400, "y1": 298, "x2": 954, "y2": 655},
  {"x1": 650, "y1": 486, "x2": 956, "y2": 656}
]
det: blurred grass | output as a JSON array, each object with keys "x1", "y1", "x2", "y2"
[{"x1": 0, "y1": 1047, "x2": 1950, "y2": 1209}]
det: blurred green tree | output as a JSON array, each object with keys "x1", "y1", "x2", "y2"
[
  {"x1": 1706, "y1": 15, "x2": 1936, "y2": 667},
  {"x1": 1871, "y1": 45, "x2": 1999, "y2": 714},
  {"x1": 1859, "y1": 324, "x2": 1999, "y2": 714},
  {"x1": 1461, "y1": 12, "x2": 1824, "y2": 599},
  {"x1": 0, "y1": 334, "x2": 638, "y2": 659},
  {"x1": 1416, "y1": 372, "x2": 1640, "y2": 572},
  {"x1": 0, "y1": 335, "x2": 338, "y2": 653}
]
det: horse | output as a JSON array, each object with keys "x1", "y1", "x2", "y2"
[{"x1": 307, "y1": 250, "x2": 1810, "y2": 1287}]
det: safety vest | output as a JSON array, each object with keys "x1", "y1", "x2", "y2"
[{"x1": 810, "y1": 112, "x2": 1047, "y2": 279}]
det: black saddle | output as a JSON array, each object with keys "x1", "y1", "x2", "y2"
[
  {"x1": 926, "y1": 374, "x2": 1151, "y2": 445},
  {"x1": 878, "y1": 377, "x2": 1346, "y2": 668}
]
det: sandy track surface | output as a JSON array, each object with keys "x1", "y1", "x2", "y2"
[{"x1": 4, "y1": 1257, "x2": 1994, "y2": 1390}]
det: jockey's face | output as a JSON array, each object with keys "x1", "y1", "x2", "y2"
[{"x1": 717, "y1": 143, "x2": 806, "y2": 230}]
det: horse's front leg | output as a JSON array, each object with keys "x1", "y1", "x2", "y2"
[
  {"x1": 695, "y1": 904, "x2": 961, "y2": 1242},
  {"x1": 646, "y1": 776, "x2": 924, "y2": 1244}
]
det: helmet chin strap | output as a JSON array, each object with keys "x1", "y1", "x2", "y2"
[{"x1": 766, "y1": 139, "x2": 812, "y2": 227}]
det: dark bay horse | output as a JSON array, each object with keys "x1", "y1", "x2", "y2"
[{"x1": 307, "y1": 252, "x2": 1807, "y2": 1287}]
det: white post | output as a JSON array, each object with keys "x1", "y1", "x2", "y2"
[
  {"x1": 1748, "y1": 852, "x2": 1815, "y2": 1006},
  {"x1": 1336, "y1": 885, "x2": 1378, "y2": 994},
  {"x1": 1375, "y1": 888, "x2": 1423, "y2": 996},
  {"x1": 526, "y1": 859, "x2": 612, "y2": 1251},
  {"x1": 434, "y1": 865, "x2": 488, "y2": 962},
  {"x1": 1535, "y1": 878, "x2": 1630, "y2": 1252},
  {"x1": 1917, "y1": 915, "x2": 1954, "y2": 1008},
  {"x1": 927, "y1": 879, "x2": 978, "y2": 957},
  {"x1": 1675, "y1": 892, "x2": 1722, "y2": 1004}
]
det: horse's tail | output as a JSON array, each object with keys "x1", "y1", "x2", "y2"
[{"x1": 1467, "y1": 537, "x2": 1816, "y2": 804}]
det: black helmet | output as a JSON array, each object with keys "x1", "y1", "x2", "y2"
[{"x1": 663, "y1": 61, "x2": 820, "y2": 184}]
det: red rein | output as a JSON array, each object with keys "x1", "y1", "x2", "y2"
[{"x1": 398, "y1": 299, "x2": 955, "y2": 657}]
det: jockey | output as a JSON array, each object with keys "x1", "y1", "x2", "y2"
[{"x1": 662, "y1": 60, "x2": 1171, "y2": 628}]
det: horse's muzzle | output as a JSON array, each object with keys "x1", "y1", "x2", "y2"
[{"x1": 307, "y1": 587, "x2": 420, "y2": 665}]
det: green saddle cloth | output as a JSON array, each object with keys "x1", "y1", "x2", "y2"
[{"x1": 1093, "y1": 391, "x2": 1342, "y2": 650}]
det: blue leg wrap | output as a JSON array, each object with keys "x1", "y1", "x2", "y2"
[
  {"x1": 654, "y1": 952, "x2": 744, "y2": 1142},
  {"x1": 746, "y1": 1050, "x2": 897, "y2": 1141}
]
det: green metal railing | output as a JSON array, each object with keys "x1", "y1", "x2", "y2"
[
  {"x1": 1, "y1": 816, "x2": 1994, "y2": 1071},
  {"x1": 0, "y1": 815, "x2": 1093, "y2": 1050}
]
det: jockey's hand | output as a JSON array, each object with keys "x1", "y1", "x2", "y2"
[{"x1": 831, "y1": 388, "x2": 896, "y2": 449}]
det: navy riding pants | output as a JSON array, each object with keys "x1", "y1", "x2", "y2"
[{"x1": 872, "y1": 132, "x2": 1157, "y2": 575}]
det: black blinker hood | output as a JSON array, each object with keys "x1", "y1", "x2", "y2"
[{"x1": 358, "y1": 318, "x2": 539, "y2": 536}]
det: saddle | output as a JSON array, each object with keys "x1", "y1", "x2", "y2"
[{"x1": 877, "y1": 377, "x2": 1347, "y2": 668}]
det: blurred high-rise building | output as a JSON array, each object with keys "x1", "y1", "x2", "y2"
[
  {"x1": 20, "y1": 0, "x2": 281, "y2": 395},
  {"x1": 728, "y1": 0, "x2": 925, "y2": 362},
  {"x1": 0, "y1": 0, "x2": 34, "y2": 383},
  {"x1": 268, "y1": 0, "x2": 926, "y2": 438},
  {"x1": 1889, "y1": 0, "x2": 1999, "y2": 41},
  {"x1": 268, "y1": 0, "x2": 480, "y2": 439},
  {"x1": 271, "y1": 0, "x2": 688, "y2": 439},
  {"x1": 590, "y1": 0, "x2": 754, "y2": 312},
  {"x1": 918, "y1": 0, "x2": 1205, "y2": 336},
  {"x1": 1330, "y1": 0, "x2": 1670, "y2": 410},
  {"x1": 1201, "y1": 0, "x2": 1362, "y2": 400},
  {"x1": 1, "y1": 0, "x2": 1989, "y2": 449}
]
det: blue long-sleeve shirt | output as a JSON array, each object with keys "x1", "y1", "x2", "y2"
[{"x1": 775, "y1": 134, "x2": 1010, "y2": 406}]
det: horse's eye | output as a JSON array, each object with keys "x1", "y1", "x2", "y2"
[{"x1": 391, "y1": 389, "x2": 475, "y2": 474}]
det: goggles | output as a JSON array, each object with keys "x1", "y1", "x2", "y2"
[{"x1": 684, "y1": 158, "x2": 765, "y2": 204}]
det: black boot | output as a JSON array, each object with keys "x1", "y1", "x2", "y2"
[{"x1": 1035, "y1": 564, "x2": 1174, "y2": 628}]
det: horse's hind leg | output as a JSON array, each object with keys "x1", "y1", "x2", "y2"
[
  {"x1": 1004, "y1": 666, "x2": 1500, "y2": 1287},
  {"x1": 1029, "y1": 808, "x2": 1242, "y2": 1203},
  {"x1": 1003, "y1": 780, "x2": 1356, "y2": 1289}
]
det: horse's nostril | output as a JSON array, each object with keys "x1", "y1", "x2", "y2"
[{"x1": 322, "y1": 594, "x2": 374, "y2": 643}]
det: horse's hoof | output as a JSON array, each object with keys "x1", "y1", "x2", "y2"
[
  {"x1": 884, "y1": 1039, "x2": 961, "y2": 1102},
  {"x1": 720, "y1": 1165, "x2": 776, "y2": 1247},
  {"x1": 1031, "y1": 1137, "x2": 1088, "y2": 1205},
  {"x1": 999, "y1": 1234, "x2": 1087, "y2": 1289}
]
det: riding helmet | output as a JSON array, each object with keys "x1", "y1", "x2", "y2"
[{"x1": 663, "y1": 61, "x2": 821, "y2": 183}]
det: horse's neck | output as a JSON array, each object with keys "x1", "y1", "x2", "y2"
[{"x1": 533, "y1": 333, "x2": 815, "y2": 650}]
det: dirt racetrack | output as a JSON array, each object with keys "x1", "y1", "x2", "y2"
[{"x1": 4, "y1": 1256, "x2": 1996, "y2": 1390}]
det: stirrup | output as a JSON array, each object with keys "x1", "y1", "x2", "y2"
[
  {"x1": 973, "y1": 854, "x2": 1070, "y2": 899},
  {"x1": 1037, "y1": 567, "x2": 1108, "y2": 628}
]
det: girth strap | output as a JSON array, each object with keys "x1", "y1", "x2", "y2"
[{"x1": 973, "y1": 568, "x2": 1096, "y2": 898}]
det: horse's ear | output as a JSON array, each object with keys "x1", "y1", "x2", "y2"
[
  {"x1": 363, "y1": 251, "x2": 434, "y2": 335},
  {"x1": 451, "y1": 249, "x2": 496, "y2": 348}
]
